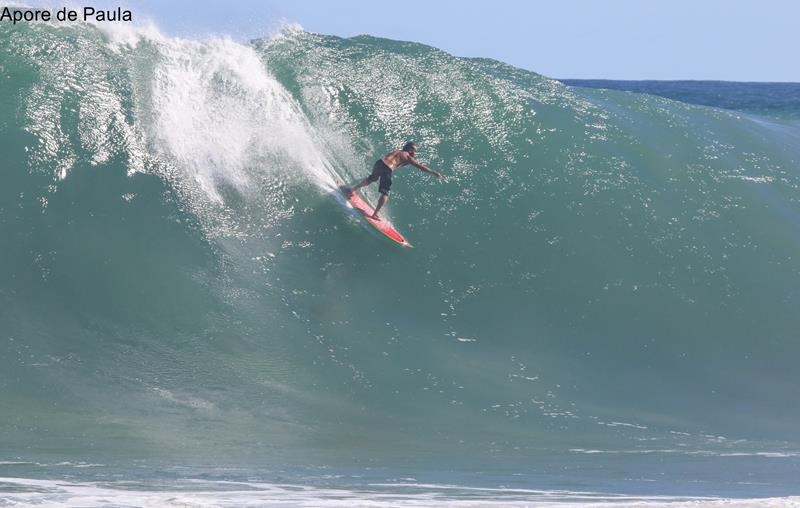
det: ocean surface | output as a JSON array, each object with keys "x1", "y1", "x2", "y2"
[
  {"x1": 2, "y1": 20, "x2": 800, "y2": 507},
  {"x1": 561, "y1": 80, "x2": 800, "y2": 120}
]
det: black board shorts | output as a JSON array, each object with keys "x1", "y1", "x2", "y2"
[{"x1": 366, "y1": 159, "x2": 393, "y2": 195}]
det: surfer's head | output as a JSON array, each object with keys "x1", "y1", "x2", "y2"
[{"x1": 402, "y1": 141, "x2": 417, "y2": 154}]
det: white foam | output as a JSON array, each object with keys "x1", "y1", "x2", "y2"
[
  {"x1": 569, "y1": 448, "x2": 800, "y2": 458},
  {"x1": 0, "y1": 477, "x2": 797, "y2": 507},
  {"x1": 725, "y1": 175, "x2": 774, "y2": 184},
  {"x1": 29, "y1": 17, "x2": 346, "y2": 231},
  {"x1": 138, "y1": 31, "x2": 338, "y2": 202},
  {"x1": 149, "y1": 386, "x2": 217, "y2": 411}
]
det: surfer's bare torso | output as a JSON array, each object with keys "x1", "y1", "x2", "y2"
[{"x1": 381, "y1": 149, "x2": 414, "y2": 170}]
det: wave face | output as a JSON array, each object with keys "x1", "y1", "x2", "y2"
[{"x1": 2, "y1": 22, "x2": 800, "y2": 494}]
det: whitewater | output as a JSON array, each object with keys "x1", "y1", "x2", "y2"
[{"x1": 2, "y1": 18, "x2": 800, "y2": 506}]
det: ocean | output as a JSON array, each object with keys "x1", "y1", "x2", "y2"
[{"x1": 2, "y1": 20, "x2": 800, "y2": 507}]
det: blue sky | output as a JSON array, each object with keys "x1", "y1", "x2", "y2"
[{"x1": 87, "y1": 1, "x2": 800, "y2": 81}]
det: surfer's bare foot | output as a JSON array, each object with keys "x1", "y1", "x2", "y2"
[{"x1": 371, "y1": 214, "x2": 381, "y2": 221}]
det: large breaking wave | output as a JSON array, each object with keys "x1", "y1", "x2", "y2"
[{"x1": 2, "y1": 21, "x2": 800, "y2": 493}]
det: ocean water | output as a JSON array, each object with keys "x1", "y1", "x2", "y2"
[
  {"x1": 2, "y1": 20, "x2": 800, "y2": 507},
  {"x1": 561, "y1": 80, "x2": 800, "y2": 120}
]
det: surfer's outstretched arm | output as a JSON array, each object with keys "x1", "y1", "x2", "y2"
[{"x1": 409, "y1": 159, "x2": 442, "y2": 179}]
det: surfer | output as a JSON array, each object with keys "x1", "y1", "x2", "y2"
[{"x1": 346, "y1": 142, "x2": 442, "y2": 220}]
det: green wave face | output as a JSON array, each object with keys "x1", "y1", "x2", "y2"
[{"x1": 2, "y1": 23, "x2": 800, "y2": 476}]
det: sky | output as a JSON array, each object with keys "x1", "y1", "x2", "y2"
[{"x1": 48, "y1": 0, "x2": 800, "y2": 81}]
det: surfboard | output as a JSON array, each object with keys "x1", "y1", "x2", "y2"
[{"x1": 341, "y1": 186, "x2": 412, "y2": 247}]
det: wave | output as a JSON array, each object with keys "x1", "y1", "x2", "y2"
[{"x1": 2, "y1": 20, "x2": 800, "y2": 494}]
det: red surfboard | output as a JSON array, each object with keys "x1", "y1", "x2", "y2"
[{"x1": 343, "y1": 187, "x2": 412, "y2": 247}]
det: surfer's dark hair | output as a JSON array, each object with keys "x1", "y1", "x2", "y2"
[{"x1": 402, "y1": 141, "x2": 416, "y2": 152}]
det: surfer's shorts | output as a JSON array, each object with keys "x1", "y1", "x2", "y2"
[{"x1": 366, "y1": 159, "x2": 393, "y2": 195}]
